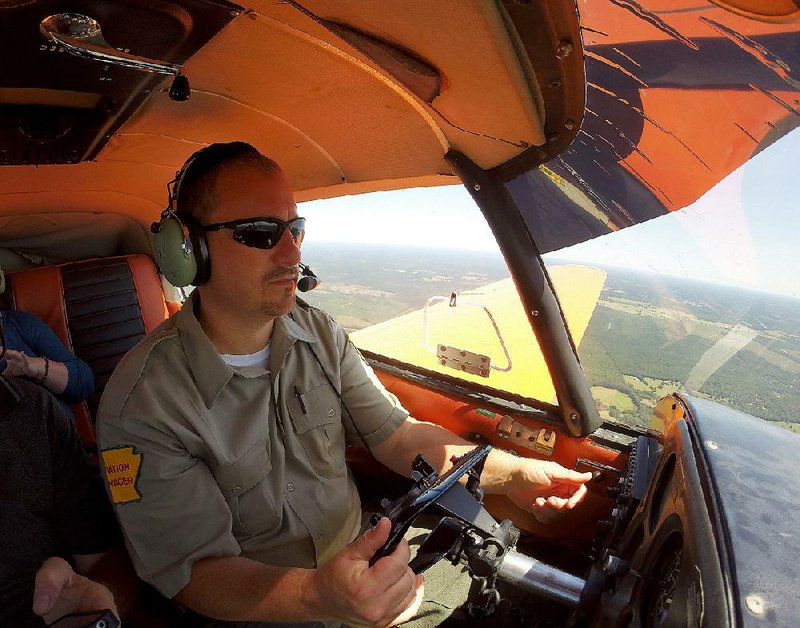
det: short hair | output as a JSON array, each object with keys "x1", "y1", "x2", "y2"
[{"x1": 174, "y1": 141, "x2": 282, "y2": 223}]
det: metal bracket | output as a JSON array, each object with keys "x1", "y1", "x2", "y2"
[{"x1": 424, "y1": 291, "x2": 512, "y2": 377}]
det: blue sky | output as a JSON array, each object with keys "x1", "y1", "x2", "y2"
[{"x1": 301, "y1": 127, "x2": 799, "y2": 298}]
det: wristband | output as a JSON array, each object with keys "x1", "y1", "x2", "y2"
[{"x1": 37, "y1": 356, "x2": 50, "y2": 384}]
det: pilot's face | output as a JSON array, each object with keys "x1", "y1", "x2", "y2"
[{"x1": 202, "y1": 162, "x2": 301, "y2": 318}]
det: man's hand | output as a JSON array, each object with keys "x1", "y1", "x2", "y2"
[
  {"x1": 305, "y1": 517, "x2": 424, "y2": 627},
  {"x1": 33, "y1": 557, "x2": 119, "y2": 626},
  {"x1": 505, "y1": 459, "x2": 593, "y2": 521}
]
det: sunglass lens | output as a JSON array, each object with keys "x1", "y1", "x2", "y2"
[
  {"x1": 233, "y1": 222, "x2": 282, "y2": 249},
  {"x1": 290, "y1": 218, "x2": 305, "y2": 246}
]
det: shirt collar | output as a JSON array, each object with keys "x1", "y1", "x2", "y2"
[{"x1": 176, "y1": 292, "x2": 317, "y2": 408}]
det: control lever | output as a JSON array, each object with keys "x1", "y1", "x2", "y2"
[{"x1": 369, "y1": 444, "x2": 492, "y2": 567}]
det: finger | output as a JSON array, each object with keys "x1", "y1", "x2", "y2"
[
  {"x1": 566, "y1": 483, "x2": 588, "y2": 508},
  {"x1": 371, "y1": 538, "x2": 412, "y2": 585},
  {"x1": 547, "y1": 496, "x2": 569, "y2": 509},
  {"x1": 389, "y1": 575, "x2": 425, "y2": 626},
  {"x1": 33, "y1": 557, "x2": 73, "y2": 616},
  {"x1": 554, "y1": 469, "x2": 594, "y2": 484},
  {"x1": 380, "y1": 569, "x2": 418, "y2": 621},
  {"x1": 349, "y1": 517, "x2": 392, "y2": 561}
]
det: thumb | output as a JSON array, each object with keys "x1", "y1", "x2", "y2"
[
  {"x1": 349, "y1": 516, "x2": 392, "y2": 560},
  {"x1": 33, "y1": 557, "x2": 71, "y2": 616}
]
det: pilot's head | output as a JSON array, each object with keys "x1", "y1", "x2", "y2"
[{"x1": 177, "y1": 142, "x2": 303, "y2": 319}]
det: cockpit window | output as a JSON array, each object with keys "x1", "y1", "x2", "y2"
[
  {"x1": 552, "y1": 127, "x2": 800, "y2": 431},
  {"x1": 299, "y1": 187, "x2": 564, "y2": 406}
]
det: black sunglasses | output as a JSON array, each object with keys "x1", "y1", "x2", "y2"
[{"x1": 200, "y1": 216, "x2": 305, "y2": 250}]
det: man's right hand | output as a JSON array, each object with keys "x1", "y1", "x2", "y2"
[{"x1": 306, "y1": 517, "x2": 424, "y2": 627}]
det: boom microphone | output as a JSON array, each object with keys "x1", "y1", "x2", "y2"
[{"x1": 298, "y1": 263, "x2": 319, "y2": 292}]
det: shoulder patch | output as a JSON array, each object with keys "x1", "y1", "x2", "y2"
[{"x1": 101, "y1": 445, "x2": 143, "y2": 504}]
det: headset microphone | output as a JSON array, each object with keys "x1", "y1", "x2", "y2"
[{"x1": 297, "y1": 263, "x2": 319, "y2": 292}]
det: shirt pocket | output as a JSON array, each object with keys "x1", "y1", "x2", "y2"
[
  {"x1": 287, "y1": 384, "x2": 346, "y2": 479},
  {"x1": 211, "y1": 441, "x2": 273, "y2": 537}
]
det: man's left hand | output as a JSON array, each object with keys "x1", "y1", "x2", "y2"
[{"x1": 505, "y1": 459, "x2": 593, "y2": 519}]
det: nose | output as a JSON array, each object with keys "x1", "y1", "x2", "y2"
[{"x1": 272, "y1": 227, "x2": 302, "y2": 266}]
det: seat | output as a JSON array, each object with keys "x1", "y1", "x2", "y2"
[{"x1": 3, "y1": 255, "x2": 172, "y2": 449}]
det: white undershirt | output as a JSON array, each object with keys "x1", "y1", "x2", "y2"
[{"x1": 221, "y1": 343, "x2": 271, "y2": 369}]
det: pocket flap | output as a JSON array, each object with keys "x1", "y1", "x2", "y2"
[
  {"x1": 213, "y1": 441, "x2": 271, "y2": 497},
  {"x1": 287, "y1": 386, "x2": 341, "y2": 434}
]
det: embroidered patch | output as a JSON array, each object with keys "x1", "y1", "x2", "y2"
[{"x1": 101, "y1": 446, "x2": 143, "y2": 504}]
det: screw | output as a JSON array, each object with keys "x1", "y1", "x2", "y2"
[
  {"x1": 473, "y1": 183, "x2": 481, "y2": 191},
  {"x1": 440, "y1": 359, "x2": 447, "y2": 366},
  {"x1": 556, "y1": 40, "x2": 574, "y2": 59},
  {"x1": 746, "y1": 594, "x2": 765, "y2": 616},
  {"x1": 531, "y1": 310, "x2": 539, "y2": 317},
  {"x1": 564, "y1": 119, "x2": 576, "y2": 130},
  {"x1": 570, "y1": 412, "x2": 579, "y2": 422}
]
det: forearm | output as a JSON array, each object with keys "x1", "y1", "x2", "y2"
[
  {"x1": 374, "y1": 418, "x2": 521, "y2": 494},
  {"x1": 28, "y1": 356, "x2": 69, "y2": 394},
  {"x1": 176, "y1": 556, "x2": 321, "y2": 623}
]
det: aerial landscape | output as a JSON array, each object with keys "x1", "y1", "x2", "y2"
[{"x1": 301, "y1": 242, "x2": 800, "y2": 432}]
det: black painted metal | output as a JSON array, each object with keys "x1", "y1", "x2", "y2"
[
  {"x1": 682, "y1": 394, "x2": 800, "y2": 626},
  {"x1": 445, "y1": 150, "x2": 601, "y2": 437}
]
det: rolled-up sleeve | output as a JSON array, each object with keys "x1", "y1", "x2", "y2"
[
  {"x1": 97, "y1": 409, "x2": 240, "y2": 598},
  {"x1": 335, "y1": 324, "x2": 409, "y2": 449}
]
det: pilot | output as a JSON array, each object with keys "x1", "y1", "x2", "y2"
[{"x1": 97, "y1": 142, "x2": 593, "y2": 627}]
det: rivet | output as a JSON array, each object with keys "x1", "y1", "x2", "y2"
[
  {"x1": 548, "y1": 79, "x2": 562, "y2": 89},
  {"x1": 570, "y1": 412, "x2": 579, "y2": 422},
  {"x1": 531, "y1": 310, "x2": 539, "y2": 317},
  {"x1": 440, "y1": 359, "x2": 447, "y2": 366},
  {"x1": 536, "y1": 148, "x2": 548, "y2": 160},
  {"x1": 564, "y1": 119, "x2": 576, "y2": 130},
  {"x1": 746, "y1": 594, "x2": 765, "y2": 616},
  {"x1": 556, "y1": 40, "x2": 574, "y2": 60},
  {"x1": 706, "y1": 440, "x2": 719, "y2": 450},
  {"x1": 547, "y1": 133, "x2": 560, "y2": 143},
  {"x1": 473, "y1": 183, "x2": 481, "y2": 191}
]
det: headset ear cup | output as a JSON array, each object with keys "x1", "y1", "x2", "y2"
[
  {"x1": 186, "y1": 215, "x2": 211, "y2": 285},
  {"x1": 153, "y1": 214, "x2": 200, "y2": 287}
]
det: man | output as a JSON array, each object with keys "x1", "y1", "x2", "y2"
[
  {"x1": 97, "y1": 142, "x2": 592, "y2": 627},
  {"x1": 0, "y1": 345, "x2": 123, "y2": 626}
]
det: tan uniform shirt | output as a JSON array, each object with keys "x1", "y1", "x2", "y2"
[{"x1": 97, "y1": 294, "x2": 408, "y2": 598}]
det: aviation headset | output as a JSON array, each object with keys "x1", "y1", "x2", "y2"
[{"x1": 150, "y1": 141, "x2": 318, "y2": 290}]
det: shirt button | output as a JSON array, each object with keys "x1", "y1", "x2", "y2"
[
  {"x1": 328, "y1": 408, "x2": 336, "y2": 418},
  {"x1": 230, "y1": 485, "x2": 242, "y2": 495},
  {"x1": 286, "y1": 483, "x2": 295, "y2": 492}
]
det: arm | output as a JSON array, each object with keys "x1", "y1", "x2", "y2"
[
  {"x1": 6, "y1": 312, "x2": 94, "y2": 403},
  {"x1": 176, "y1": 518, "x2": 423, "y2": 627},
  {"x1": 372, "y1": 417, "x2": 593, "y2": 514}
]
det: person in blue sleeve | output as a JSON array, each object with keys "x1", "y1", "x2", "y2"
[{"x1": 0, "y1": 266, "x2": 94, "y2": 407}]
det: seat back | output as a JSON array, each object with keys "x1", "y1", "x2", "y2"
[{"x1": 4, "y1": 255, "x2": 171, "y2": 448}]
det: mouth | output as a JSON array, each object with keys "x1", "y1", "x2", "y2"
[{"x1": 268, "y1": 273, "x2": 299, "y2": 286}]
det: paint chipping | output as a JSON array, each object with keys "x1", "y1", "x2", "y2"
[
  {"x1": 581, "y1": 25, "x2": 610, "y2": 38},
  {"x1": 587, "y1": 82, "x2": 712, "y2": 171},
  {"x1": 734, "y1": 123, "x2": 758, "y2": 144},
  {"x1": 585, "y1": 50, "x2": 649, "y2": 88},
  {"x1": 612, "y1": 47, "x2": 642, "y2": 68},
  {"x1": 609, "y1": 0, "x2": 699, "y2": 51},
  {"x1": 749, "y1": 84, "x2": 800, "y2": 119},
  {"x1": 586, "y1": 108, "x2": 653, "y2": 164},
  {"x1": 700, "y1": 18, "x2": 800, "y2": 90}
]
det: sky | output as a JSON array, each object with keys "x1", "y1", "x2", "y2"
[{"x1": 301, "y1": 127, "x2": 800, "y2": 298}]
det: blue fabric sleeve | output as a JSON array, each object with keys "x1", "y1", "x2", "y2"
[{"x1": 14, "y1": 311, "x2": 95, "y2": 404}]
